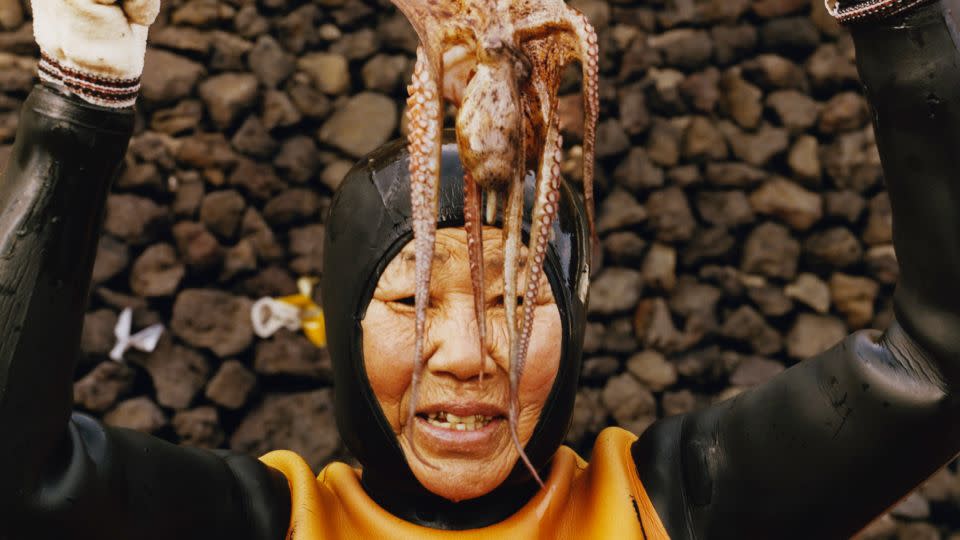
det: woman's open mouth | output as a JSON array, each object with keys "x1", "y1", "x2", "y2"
[{"x1": 413, "y1": 403, "x2": 507, "y2": 453}]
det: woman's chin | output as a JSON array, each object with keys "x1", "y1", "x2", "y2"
[{"x1": 400, "y1": 419, "x2": 517, "y2": 501}]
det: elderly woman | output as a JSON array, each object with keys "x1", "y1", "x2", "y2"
[{"x1": 2, "y1": 0, "x2": 960, "y2": 538}]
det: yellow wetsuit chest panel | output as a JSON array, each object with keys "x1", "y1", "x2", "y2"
[{"x1": 260, "y1": 427, "x2": 670, "y2": 539}]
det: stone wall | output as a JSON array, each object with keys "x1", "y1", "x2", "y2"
[{"x1": 0, "y1": 0, "x2": 957, "y2": 537}]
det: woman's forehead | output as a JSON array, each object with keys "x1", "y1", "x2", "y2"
[{"x1": 381, "y1": 227, "x2": 531, "y2": 286}]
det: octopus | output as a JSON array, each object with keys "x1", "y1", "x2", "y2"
[{"x1": 392, "y1": 0, "x2": 599, "y2": 486}]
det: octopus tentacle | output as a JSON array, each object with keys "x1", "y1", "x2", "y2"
[
  {"x1": 406, "y1": 46, "x2": 443, "y2": 468},
  {"x1": 515, "y1": 111, "x2": 561, "y2": 413},
  {"x1": 565, "y1": 7, "x2": 600, "y2": 257},
  {"x1": 463, "y1": 170, "x2": 487, "y2": 384},
  {"x1": 502, "y1": 176, "x2": 543, "y2": 487}
]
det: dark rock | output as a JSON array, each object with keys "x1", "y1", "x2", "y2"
[
  {"x1": 819, "y1": 92, "x2": 869, "y2": 134},
  {"x1": 231, "y1": 389, "x2": 341, "y2": 471},
  {"x1": 785, "y1": 273, "x2": 831, "y2": 313},
  {"x1": 646, "y1": 119, "x2": 682, "y2": 167},
  {"x1": 597, "y1": 189, "x2": 647, "y2": 234},
  {"x1": 248, "y1": 35, "x2": 295, "y2": 88},
  {"x1": 646, "y1": 187, "x2": 696, "y2": 242},
  {"x1": 141, "y1": 49, "x2": 205, "y2": 103},
  {"x1": 231, "y1": 116, "x2": 278, "y2": 158},
  {"x1": 604, "y1": 317, "x2": 640, "y2": 354},
  {"x1": 662, "y1": 389, "x2": 697, "y2": 417},
  {"x1": 619, "y1": 86, "x2": 651, "y2": 136},
  {"x1": 74, "y1": 361, "x2": 136, "y2": 413},
  {"x1": 288, "y1": 79, "x2": 332, "y2": 119},
  {"x1": 172, "y1": 221, "x2": 223, "y2": 270},
  {"x1": 173, "y1": 407, "x2": 225, "y2": 449},
  {"x1": 103, "y1": 194, "x2": 167, "y2": 245},
  {"x1": 130, "y1": 243, "x2": 185, "y2": 298},
  {"x1": 720, "y1": 71, "x2": 763, "y2": 129},
  {"x1": 298, "y1": 52, "x2": 350, "y2": 95},
  {"x1": 805, "y1": 227, "x2": 863, "y2": 269},
  {"x1": 806, "y1": 43, "x2": 859, "y2": 91},
  {"x1": 697, "y1": 190, "x2": 754, "y2": 228},
  {"x1": 602, "y1": 372, "x2": 657, "y2": 432},
  {"x1": 200, "y1": 190, "x2": 247, "y2": 240},
  {"x1": 566, "y1": 389, "x2": 607, "y2": 444},
  {"x1": 209, "y1": 31, "x2": 252, "y2": 71},
  {"x1": 262, "y1": 90, "x2": 302, "y2": 130},
  {"x1": 748, "y1": 177, "x2": 822, "y2": 230},
  {"x1": 788, "y1": 135, "x2": 822, "y2": 185},
  {"x1": 318, "y1": 92, "x2": 397, "y2": 158},
  {"x1": 581, "y1": 356, "x2": 620, "y2": 381},
  {"x1": 742, "y1": 222, "x2": 800, "y2": 279},
  {"x1": 263, "y1": 188, "x2": 322, "y2": 227},
  {"x1": 641, "y1": 243, "x2": 677, "y2": 292},
  {"x1": 741, "y1": 54, "x2": 807, "y2": 90},
  {"x1": 786, "y1": 313, "x2": 847, "y2": 359},
  {"x1": 682, "y1": 115, "x2": 728, "y2": 161},
  {"x1": 138, "y1": 339, "x2": 210, "y2": 409},
  {"x1": 720, "y1": 121, "x2": 790, "y2": 167},
  {"x1": 588, "y1": 268, "x2": 644, "y2": 315},
  {"x1": 863, "y1": 193, "x2": 893, "y2": 246},
  {"x1": 289, "y1": 224, "x2": 325, "y2": 275},
  {"x1": 711, "y1": 24, "x2": 758, "y2": 65},
  {"x1": 242, "y1": 208, "x2": 285, "y2": 262},
  {"x1": 649, "y1": 28, "x2": 714, "y2": 70},
  {"x1": 255, "y1": 330, "x2": 332, "y2": 381},
  {"x1": 865, "y1": 245, "x2": 899, "y2": 285},
  {"x1": 682, "y1": 226, "x2": 736, "y2": 266},
  {"x1": 80, "y1": 309, "x2": 118, "y2": 359},
  {"x1": 362, "y1": 54, "x2": 409, "y2": 94},
  {"x1": 171, "y1": 289, "x2": 254, "y2": 357},
  {"x1": 221, "y1": 238, "x2": 258, "y2": 281},
  {"x1": 760, "y1": 16, "x2": 820, "y2": 54},
  {"x1": 746, "y1": 282, "x2": 793, "y2": 317},
  {"x1": 729, "y1": 357, "x2": 785, "y2": 387},
  {"x1": 206, "y1": 360, "x2": 258, "y2": 409},
  {"x1": 830, "y1": 273, "x2": 879, "y2": 329},
  {"x1": 720, "y1": 305, "x2": 782, "y2": 355},
  {"x1": 199, "y1": 73, "x2": 259, "y2": 129},
  {"x1": 705, "y1": 161, "x2": 767, "y2": 187},
  {"x1": 679, "y1": 68, "x2": 721, "y2": 113},
  {"x1": 627, "y1": 350, "x2": 677, "y2": 391},
  {"x1": 176, "y1": 132, "x2": 239, "y2": 170},
  {"x1": 229, "y1": 159, "x2": 285, "y2": 202},
  {"x1": 602, "y1": 231, "x2": 647, "y2": 266},
  {"x1": 614, "y1": 147, "x2": 664, "y2": 193},
  {"x1": 766, "y1": 89, "x2": 820, "y2": 132},
  {"x1": 104, "y1": 397, "x2": 167, "y2": 434},
  {"x1": 821, "y1": 129, "x2": 883, "y2": 193},
  {"x1": 92, "y1": 235, "x2": 130, "y2": 285},
  {"x1": 595, "y1": 118, "x2": 631, "y2": 158}
]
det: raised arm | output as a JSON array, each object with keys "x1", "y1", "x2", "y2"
[
  {"x1": 633, "y1": 1, "x2": 960, "y2": 538},
  {"x1": 0, "y1": 2, "x2": 288, "y2": 538}
]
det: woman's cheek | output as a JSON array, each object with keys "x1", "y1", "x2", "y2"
[
  {"x1": 363, "y1": 302, "x2": 416, "y2": 415},
  {"x1": 519, "y1": 304, "x2": 563, "y2": 406}
]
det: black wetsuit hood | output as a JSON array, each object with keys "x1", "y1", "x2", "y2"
[{"x1": 320, "y1": 130, "x2": 590, "y2": 528}]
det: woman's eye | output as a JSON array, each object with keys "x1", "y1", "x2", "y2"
[
  {"x1": 492, "y1": 294, "x2": 525, "y2": 307},
  {"x1": 392, "y1": 296, "x2": 416, "y2": 307}
]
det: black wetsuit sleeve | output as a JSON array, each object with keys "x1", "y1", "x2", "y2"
[
  {"x1": 632, "y1": 4, "x2": 960, "y2": 539},
  {"x1": 0, "y1": 85, "x2": 290, "y2": 540}
]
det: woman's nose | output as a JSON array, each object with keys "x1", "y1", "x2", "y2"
[{"x1": 426, "y1": 296, "x2": 498, "y2": 382}]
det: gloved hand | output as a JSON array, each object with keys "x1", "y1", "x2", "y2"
[{"x1": 31, "y1": 0, "x2": 160, "y2": 108}]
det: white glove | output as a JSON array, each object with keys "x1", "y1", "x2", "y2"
[{"x1": 31, "y1": 0, "x2": 160, "y2": 108}]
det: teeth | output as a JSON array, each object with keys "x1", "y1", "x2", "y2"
[{"x1": 423, "y1": 411, "x2": 494, "y2": 431}]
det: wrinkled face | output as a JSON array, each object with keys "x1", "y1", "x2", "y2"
[{"x1": 362, "y1": 227, "x2": 562, "y2": 502}]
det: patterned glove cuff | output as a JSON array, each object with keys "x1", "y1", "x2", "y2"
[
  {"x1": 825, "y1": 0, "x2": 935, "y2": 24},
  {"x1": 38, "y1": 51, "x2": 140, "y2": 109}
]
